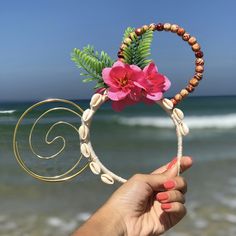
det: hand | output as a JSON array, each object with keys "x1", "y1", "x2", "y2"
[
  {"x1": 72, "y1": 156, "x2": 192, "y2": 236},
  {"x1": 105, "y1": 156, "x2": 192, "y2": 236}
]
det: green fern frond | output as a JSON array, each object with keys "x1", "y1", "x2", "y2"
[
  {"x1": 123, "y1": 27, "x2": 135, "y2": 40},
  {"x1": 122, "y1": 29, "x2": 153, "y2": 69},
  {"x1": 71, "y1": 45, "x2": 114, "y2": 88}
]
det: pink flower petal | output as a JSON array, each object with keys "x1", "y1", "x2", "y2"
[
  {"x1": 129, "y1": 87, "x2": 142, "y2": 101},
  {"x1": 163, "y1": 76, "x2": 171, "y2": 91},
  {"x1": 111, "y1": 96, "x2": 138, "y2": 112},
  {"x1": 143, "y1": 62, "x2": 158, "y2": 74},
  {"x1": 112, "y1": 60, "x2": 125, "y2": 68},
  {"x1": 130, "y1": 64, "x2": 143, "y2": 73},
  {"x1": 146, "y1": 92, "x2": 163, "y2": 101},
  {"x1": 102, "y1": 68, "x2": 113, "y2": 86},
  {"x1": 110, "y1": 66, "x2": 126, "y2": 81},
  {"x1": 133, "y1": 81, "x2": 147, "y2": 90},
  {"x1": 107, "y1": 87, "x2": 129, "y2": 101}
]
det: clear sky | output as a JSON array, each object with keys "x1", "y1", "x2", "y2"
[{"x1": 0, "y1": 0, "x2": 235, "y2": 102}]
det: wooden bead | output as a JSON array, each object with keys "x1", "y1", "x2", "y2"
[
  {"x1": 186, "y1": 84, "x2": 195, "y2": 93},
  {"x1": 194, "y1": 73, "x2": 203, "y2": 80},
  {"x1": 149, "y1": 23, "x2": 156, "y2": 30},
  {"x1": 195, "y1": 65, "x2": 204, "y2": 73},
  {"x1": 171, "y1": 24, "x2": 179, "y2": 33},
  {"x1": 182, "y1": 33, "x2": 190, "y2": 41},
  {"x1": 195, "y1": 58, "x2": 204, "y2": 65},
  {"x1": 190, "y1": 78, "x2": 199, "y2": 87},
  {"x1": 120, "y1": 43, "x2": 127, "y2": 50},
  {"x1": 164, "y1": 23, "x2": 171, "y2": 31},
  {"x1": 192, "y1": 43, "x2": 201, "y2": 52},
  {"x1": 156, "y1": 23, "x2": 164, "y2": 31},
  {"x1": 180, "y1": 89, "x2": 189, "y2": 98},
  {"x1": 174, "y1": 94, "x2": 183, "y2": 102},
  {"x1": 117, "y1": 53, "x2": 124, "y2": 58},
  {"x1": 188, "y1": 36, "x2": 197, "y2": 45},
  {"x1": 171, "y1": 98, "x2": 178, "y2": 106},
  {"x1": 135, "y1": 28, "x2": 142, "y2": 36},
  {"x1": 129, "y1": 32, "x2": 137, "y2": 40},
  {"x1": 142, "y1": 25, "x2": 149, "y2": 32},
  {"x1": 195, "y1": 51, "x2": 204, "y2": 58},
  {"x1": 177, "y1": 27, "x2": 185, "y2": 36},
  {"x1": 124, "y1": 37, "x2": 132, "y2": 45}
]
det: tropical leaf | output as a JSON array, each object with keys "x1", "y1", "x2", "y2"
[{"x1": 71, "y1": 45, "x2": 114, "y2": 89}]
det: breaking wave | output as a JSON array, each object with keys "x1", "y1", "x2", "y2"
[
  {"x1": 0, "y1": 110, "x2": 16, "y2": 114},
  {"x1": 117, "y1": 113, "x2": 236, "y2": 129}
]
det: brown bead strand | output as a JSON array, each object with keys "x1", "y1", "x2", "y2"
[{"x1": 117, "y1": 22, "x2": 204, "y2": 106}]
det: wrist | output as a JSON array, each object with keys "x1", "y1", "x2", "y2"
[
  {"x1": 73, "y1": 202, "x2": 127, "y2": 236},
  {"x1": 99, "y1": 202, "x2": 128, "y2": 236}
]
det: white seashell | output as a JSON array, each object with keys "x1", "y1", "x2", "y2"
[
  {"x1": 101, "y1": 174, "x2": 114, "y2": 185},
  {"x1": 80, "y1": 143, "x2": 90, "y2": 158},
  {"x1": 162, "y1": 98, "x2": 173, "y2": 110},
  {"x1": 173, "y1": 108, "x2": 184, "y2": 121},
  {"x1": 179, "y1": 122, "x2": 189, "y2": 136},
  {"x1": 90, "y1": 93, "x2": 103, "y2": 109},
  {"x1": 82, "y1": 109, "x2": 93, "y2": 123},
  {"x1": 89, "y1": 162, "x2": 101, "y2": 175},
  {"x1": 78, "y1": 125, "x2": 89, "y2": 140},
  {"x1": 102, "y1": 94, "x2": 108, "y2": 102}
]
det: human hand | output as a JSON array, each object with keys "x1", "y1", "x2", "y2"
[
  {"x1": 105, "y1": 156, "x2": 192, "y2": 236},
  {"x1": 72, "y1": 156, "x2": 192, "y2": 236}
]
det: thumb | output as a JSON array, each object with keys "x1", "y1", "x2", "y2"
[{"x1": 162, "y1": 163, "x2": 179, "y2": 178}]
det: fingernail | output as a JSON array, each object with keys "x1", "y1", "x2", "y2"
[
  {"x1": 164, "y1": 180, "x2": 175, "y2": 189},
  {"x1": 156, "y1": 192, "x2": 168, "y2": 201},
  {"x1": 161, "y1": 203, "x2": 172, "y2": 210},
  {"x1": 167, "y1": 158, "x2": 177, "y2": 169}
]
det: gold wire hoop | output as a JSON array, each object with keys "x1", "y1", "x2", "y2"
[{"x1": 13, "y1": 98, "x2": 89, "y2": 182}]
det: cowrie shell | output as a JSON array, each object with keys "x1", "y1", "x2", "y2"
[
  {"x1": 78, "y1": 125, "x2": 89, "y2": 140},
  {"x1": 179, "y1": 122, "x2": 189, "y2": 136},
  {"x1": 173, "y1": 108, "x2": 184, "y2": 121},
  {"x1": 80, "y1": 143, "x2": 90, "y2": 158},
  {"x1": 90, "y1": 93, "x2": 103, "y2": 109},
  {"x1": 101, "y1": 174, "x2": 114, "y2": 185},
  {"x1": 162, "y1": 98, "x2": 173, "y2": 110},
  {"x1": 89, "y1": 162, "x2": 101, "y2": 175},
  {"x1": 82, "y1": 109, "x2": 93, "y2": 123}
]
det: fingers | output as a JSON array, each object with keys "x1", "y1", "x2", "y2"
[
  {"x1": 161, "y1": 202, "x2": 186, "y2": 215},
  {"x1": 151, "y1": 156, "x2": 193, "y2": 175},
  {"x1": 163, "y1": 176, "x2": 187, "y2": 194},
  {"x1": 156, "y1": 175, "x2": 187, "y2": 214},
  {"x1": 156, "y1": 190, "x2": 185, "y2": 204}
]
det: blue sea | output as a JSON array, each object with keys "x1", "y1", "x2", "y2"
[{"x1": 1, "y1": 96, "x2": 236, "y2": 236}]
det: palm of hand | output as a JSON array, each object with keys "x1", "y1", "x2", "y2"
[{"x1": 123, "y1": 182, "x2": 178, "y2": 236}]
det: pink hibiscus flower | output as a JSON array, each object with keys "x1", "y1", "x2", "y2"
[
  {"x1": 102, "y1": 61, "x2": 145, "y2": 111},
  {"x1": 135, "y1": 62, "x2": 171, "y2": 103}
]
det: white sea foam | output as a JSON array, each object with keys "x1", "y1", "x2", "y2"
[
  {"x1": 76, "y1": 212, "x2": 91, "y2": 221},
  {"x1": 47, "y1": 216, "x2": 77, "y2": 232},
  {"x1": 118, "y1": 113, "x2": 236, "y2": 129},
  {"x1": 0, "y1": 110, "x2": 16, "y2": 114},
  {"x1": 225, "y1": 214, "x2": 236, "y2": 223}
]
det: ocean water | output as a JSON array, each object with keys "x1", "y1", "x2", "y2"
[{"x1": 0, "y1": 96, "x2": 236, "y2": 236}]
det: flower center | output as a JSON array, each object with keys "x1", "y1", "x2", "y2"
[{"x1": 119, "y1": 76, "x2": 128, "y2": 86}]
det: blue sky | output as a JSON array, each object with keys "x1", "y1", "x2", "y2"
[{"x1": 0, "y1": 0, "x2": 235, "y2": 102}]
